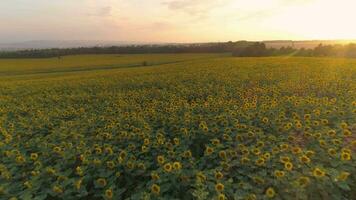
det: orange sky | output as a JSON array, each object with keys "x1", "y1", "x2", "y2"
[{"x1": 1, "y1": 0, "x2": 356, "y2": 43}]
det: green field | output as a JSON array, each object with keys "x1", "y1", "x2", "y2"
[
  {"x1": 0, "y1": 54, "x2": 355, "y2": 200},
  {"x1": 0, "y1": 54, "x2": 224, "y2": 76}
]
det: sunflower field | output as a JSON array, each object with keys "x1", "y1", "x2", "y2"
[{"x1": 0, "y1": 55, "x2": 355, "y2": 200}]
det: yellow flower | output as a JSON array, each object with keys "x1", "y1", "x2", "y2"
[
  {"x1": 321, "y1": 119, "x2": 328, "y2": 125},
  {"x1": 219, "y1": 151, "x2": 227, "y2": 160},
  {"x1": 106, "y1": 161, "x2": 115, "y2": 169},
  {"x1": 341, "y1": 152, "x2": 351, "y2": 161},
  {"x1": 263, "y1": 152, "x2": 271, "y2": 160},
  {"x1": 305, "y1": 150, "x2": 315, "y2": 157},
  {"x1": 94, "y1": 158, "x2": 102, "y2": 166},
  {"x1": 105, "y1": 189, "x2": 113, "y2": 199},
  {"x1": 343, "y1": 129, "x2": 352, "y2": 137},
  {"x1": 212, "y1": 139, "x2": 220, "y2": 145},
  {"x1": 319, "y1": 140, "x2": 326, "y2": 147},
  {"x1": 279, "y1": 156, "x2": 290, "y2": 163},
  {"x1": 173, "y1": 138, "x2": 180, "y2": 145},
  {"x1": 52, "y1": 185, "x2": 63, "y2": 194},
  {"x1": 104, "y1": 147, "x2": 113, "y2": 155},
  {"x1": 299, "y1": 155, "x2": 311, "y2": 164},
  {"x1": 284, "y1": 162, "x2": 293, "y2": 171},
  {"x1": 215, "y1": 183, "x2": 224, "y2": 192},
  {"x1": 296, "y1": 176, "x2": 310, "y2": 187},
  {"x1": 184, "y1": 150, "x2": 192, "y2": 158},
  {"x1": 119, "y1": 151, "x2": 127, "y2": 159},
  {"x1": 240, "y1": 157, "x2": 250, "y2": 164},
  {"x1": 196, "y1": 171, "x2": 206, "y2": 182},
  {"x1": 151, "y1": 172, "x2": 160, "y2": 180},
  {"x1": 304, "y1": 114, "x2": 311, "y2": 120},
  {"x1": 217, "y1": 193, "x2": 226, "y2": 200},
  {"x1": 97, "y1": 178, "x2": 107, "y2": 187},
  {"x1": 151, "y1": 184, "x2": 160, "y2": 195},
  {"x1": 75, "y1": 179, "x2": 82, "y2": 190},
  {"x1": 328, "y1": 148, "x2": 337, "y2": 156},
  {"x1": 215, "y1": 171, "x2": 224, "y2": 180},
  {"x1": 291, "y1": 147, "x2": 302, "y2": 154},
  {"x1": 15, "y1": 156, "x2": 25, "y2": 164},
  {"x1": 327, "y1": 130, "x2": 336, "y2": 137},
  {"x1": 206, "y1": 147, "x2": 214, "y2": 155},
  {"x1": 53, "y1": 146, "x2": 62, "y2": 153},
  {"x1": 24, "y1": 181, "x2": 32, "y2": 189},
  {"x1": 157, "y1": 155, "x2": 165, "y2": 164},
  {"x1": 76, "y1": 166, "x2": 84, "y2": 176},
  {"x1": 163, "y1": 163, "x2": 172, "y2": 172},
  {"x1": 274, "y1": 170, "x2": 285, "y2": 178},
  {"x1": 46, "y1": 167, "x2": 56, "y2": 175},
  {"x1": 265, "y1": 187, "x2": 276, "y2": 198},
  {"x1": 252, "y1": 148, "x2": 261, "y2": 155},
  {"x1": 30, "y1": 153, "x2": 38, "y2": 161},
  {"x1": 173, "y1": 162, "x2": 182, "y2": 170},
  {"x1": 255, "y1": 158, "x2": 265, "y2": 166},
  {"x1": 313, "y1": 168, "x2": 325, "y2": 178},
  {"x1": 262, "y1": 117, "x2": 269, "y2": 123},
  {"x1": 336, "y1": 171, "x2": 350, "y2": 181},
  {"x1": 144, "y1": 138, "x2": 150, "y2": 145}
]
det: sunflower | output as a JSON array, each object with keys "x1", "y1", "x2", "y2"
[
  {"x1": 313, "y1": 168, "x2": 325, "y2": 178},
  {"x1": 255, "y1": 158, "x2": 265, "y2": 166},
  {"x1": 196, "y1": 171, "x2": 206, "y2": 182},
  {"x1": 341, "y1": 152, "x2": 351, "y2": 161},
  {"x1": 297, "y1": 176, "x2": 310, "y2": 187},
  {"x1": 151, "y1": 184, "x2": 160, "y2": 195},
  {"x1": 163, "y1": 163, "x2": 172, "y2": 172},
  {"x1": 343, "y1": 129, "x2": 352, "y2": 137},
  {"x1": 215, "y1": 171, "x2": 224, "y2": 180},
  {"x1": 274, "y1": 170, "x2": 285, "y2": 178},
  {"x1": 157, "y1": 155, "x2": 165, "y2": 164},
  {"x1": 184, "y1": 150, "x2": 192, "y2": 158},
  {"x1": 173, "y1": 162, "x2": 182, "y2": 170},
  {"x1": 23, "y1": 181, "x2": 32, "y2": 189},
  {"x1": 52, "y1": 185, "x2": 63, "y2": 194},
  {"x1": 105, "y1": 189, "x2": 113, "y2": 199},
  {"x1": 265, "y1": 187, "x2": 276, "y2": 198},
  {"x1": 219, "y1": 151, "x2": 227, "y2": 160},
  {"x1": 299, "y1": 155, "x2": 311, "y2": 164},
  {"x1": 151, "y1": 172, "x2": 160, "y2": 180},
  {"x1": 206, "y1": 146, "x2": 214, "y2": 155},
  {"x1": 240, "y1": 157, "x2": 250, "y2": 164},
  {"x1": 106, "y1": 161, "x2": 115, "y2": 169},
  {"x1": 30, "y1": 153, "x2": 38, "y2": 161},
  {"x1": 75, "y1": 179, "x2": 82, "y2": 190},
  {"x1": 280, "y1": 156, "x2": 290, "y2": 163},
  {"x1": 284, "y1": 162, "x2": 293, "y2": 171},
  {"x1": 215, "y1": 183, "x2": 224, "y2": 192},
  {"x1": 97, "y1": 178, "x2": 107, "y2": 187},
  {"x1": 336, "y1": 171, "x2": 350, "y2": 181},
  {"x1": 217, "y1": 193, "x2": 226, "y2": 200},
  {"x1": 76, "y1": 166, "x2": 83, "y2": 176}
]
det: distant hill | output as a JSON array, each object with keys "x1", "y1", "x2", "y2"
[
  {"x1": 264, "y1": 40, "x2": 356, "y2": 49},
  {"x1": 0, "y1": 40, "x2": 151, "y2": 51}
]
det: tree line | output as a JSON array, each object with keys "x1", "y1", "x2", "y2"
[
  {"x1": 232, "y1": 43, "x2": 356, "y2": 58},
  {"x1": 0, "y1": 41, "x2": 356, "y2": 58}
]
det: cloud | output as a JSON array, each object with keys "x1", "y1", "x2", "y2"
[
  {"x1": 236, "y1": 10, "x2": 276, "y2": 22},
  {"x1": 162, "y1": 0, "x2": 228, "y2": 16},
  {"x1": 88, "y1": 6, "x2": 112, "y2": 17}
]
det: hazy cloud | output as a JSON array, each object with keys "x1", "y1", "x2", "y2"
[
  {"x1": 88, "y1": 6, "x2": 113, "y2": 17},
  {"x1": 162, "y1": 0, "x2": 228, "y2": 16}
]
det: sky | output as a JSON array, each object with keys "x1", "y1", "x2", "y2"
[{"x1": 1, "y1": 0, "x2": 356, "y2": 43}]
